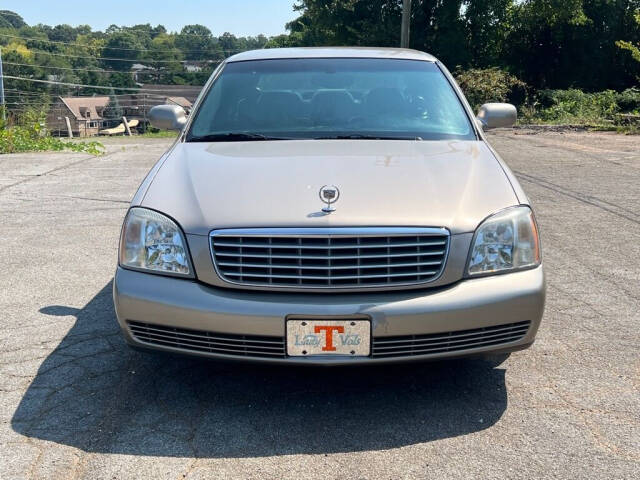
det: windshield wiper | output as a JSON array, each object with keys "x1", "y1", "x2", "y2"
[
  {"x1": 314, "y1": 134, "x2": 423, "y2": 140},
  {"x1": 188, "y1": 132, "x2": 290, "y2": 142}
]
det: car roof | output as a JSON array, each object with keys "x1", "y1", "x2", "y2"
[{"x1": 226, "y1": 47, "x2": 437, "y2": 63}]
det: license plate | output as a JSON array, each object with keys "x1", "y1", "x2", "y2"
[{"x1": 286, "y1": 319, "x2": 371, "y2": 356}]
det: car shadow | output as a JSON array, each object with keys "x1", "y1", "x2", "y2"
[{"x1": 12, "y1": 281, "x2": 508, "y2": 458}]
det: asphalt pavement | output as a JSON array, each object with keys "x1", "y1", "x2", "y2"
[{"x1": 0, "y1": 131, "x2": 638, "y2": 479}]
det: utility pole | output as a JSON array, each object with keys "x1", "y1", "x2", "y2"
[
  {"x1": 0, "y1": 47, "x2": 5, "y2": 122},
  {"x1": 401, "y1": 0, "x2": 412, "y2": 48}
]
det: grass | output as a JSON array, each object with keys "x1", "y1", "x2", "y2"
[{"x1": 138, "y1": 130, "x2": 179, "y2": 138}]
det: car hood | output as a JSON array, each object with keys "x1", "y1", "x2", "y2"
[{"x1": 140, "y1": 139, "x2": 518, "y2": 235}]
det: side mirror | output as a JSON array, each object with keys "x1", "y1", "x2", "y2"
[
  {"x1": 149, "y1": 105, "x2": 187, "y2": 131},
  {"x1": 476, "y1": 103, "x2": 517, "y2": 129}
]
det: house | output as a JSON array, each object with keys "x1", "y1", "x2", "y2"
[
  {"x1": 115, "y1": 94, "x2": 194, "y2": 117},
  {"x1": 131, "y1": 63, "x2": 156, "y2": 82},
  {"x1": 184, "y1": 62, "x2": 203, "y2": 73},
  {"x1": 46, "y1": 94, "x2": 194, "y2": 137},
  {"x1": 46, "y1": 96, "x2": 111, "y2": 137},
  {"x1": 164, "y1": 96, "x2": 193, "y2": 112}
]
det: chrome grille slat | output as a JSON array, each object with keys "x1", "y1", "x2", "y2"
[
  {"x1": 210, "y1": 228, "x2": 449, "y2": 289},
  {"x1": 128, "y1": 323, "x2": 284, "y2": 345},
  {"x1": 217, "y1": 260, "x2": 443, "y2": 270},
  {"x1": 222, "y1": 271, "x2": 440, "y2": 280},
  {"x1": 373, "y1": 323, "x2": 531, "y2": 346},
  {"x1": 371, "y1": 321, "x2": 531, "y2": 358},
  {"x1": 214, "y1": 250, "x2": 446, "y2": 260},
  {"x1": 128, "y1": 329, "x2": 286, "y2": 350},
  {"x1": 212, "y1": 240, "x2": 446, "y2": 249},
  {"x1": 372, "y1": 337, "x2": 524, "y2": 357},
  {"x1": 372, "y1": 329, "x2": 529, "y2": 351},
  {"x1": 128, "y1": 321, "x2": 286, "y2": 358}
]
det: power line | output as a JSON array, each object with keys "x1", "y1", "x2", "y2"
[
  {"x1": 3, "y1": 61, "x2": 136, "y2": 74},
  {"x1": 19, "y1": 48, "x2": 197, "y2": 63},
  {"x1": 5, "y1": 94, "x2": 176, "y2": 99},
  {"x1": 2, "y1": 75, "x2": 206, "y2": 93},
  {"x1": 2, "y1": 60, "x2": 213, "y2": 74},
  {"x1": 3, "y1": 75, "x2": 169, "y2": 91},
  {"x1": 4, "y1": 90, "x2": 49, "y2": 96},
  {"x1": 0, "y1": 32, "x2": 250, "y2": 55},
  {"x1": 4, "y1": 88, "x2": 192, "y2": 99},
  {"x1": 3, "y1": 97, "x2": 180, "y2": 105}
]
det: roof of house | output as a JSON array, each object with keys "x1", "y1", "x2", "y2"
[
  {"x1": 226, "y1": 47, "x2": 438, "y2": 63},
  {"x1": 165, "y1": 96, "x2": 192, "y2": 108},
  {"x1": 131, "y1": 63, "x2": 155, "y2": 71},
  {"x1": 59, "y1": 96, "x2": 110, "y2": 121},
  {"x1": 139, "y1": 84, "x2": 202, "y2": 102}
]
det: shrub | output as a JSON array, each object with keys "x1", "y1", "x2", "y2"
[
  {"x1": 0, "y1": 109, "x2": 104, "y2": 155},
  {"x1": 455, "y1": 67, "x2": 528, "y2": 112},
  {"x1": 616, "y1": 88, "x2": 640, "y2": 113},
  {"x1": 528, "y1": 89, "x2": 621, "y2": 124}
]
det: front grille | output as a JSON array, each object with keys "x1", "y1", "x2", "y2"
[
  {"x1": 371, "y1": 321, "x2": 531, "y2": 358},
  {"x1": 127, "y1": 321, "x2": 286, "y2": 358},
  {"x1": 210, "y1": 228, "x2": 449, "y2": 289}
]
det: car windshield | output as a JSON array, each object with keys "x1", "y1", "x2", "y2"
[{"x1": 187, "y1": 58, "x2": 475, "y2": 141}]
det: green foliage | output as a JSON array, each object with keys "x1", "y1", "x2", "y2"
[
  {"x1": 287, "y1": 0, "x2": 403, "y2": 47},
  {"x1": 176, "y1": 25, "x2": 222, "y2": 61},
  {"x1": 519, "y1": 88, "x2": 640, "y2": 126},
  {"x1": 0, "y1": 17, "x2": 274, "y2": 94},
  {"x1": 102, "y1": 31, "x2": 143, "y2": 70},
  {"x1": 284, "y1": 0, "x2": 640, "y2": 91},
  {"x1": 452, "y1": 66, "x2": 640, "y2": 129},
  {"x1": 455, "y1": 68, "x2": 528, "y2": 111},
  {"x1": 103, "y1": 90, "x2": 124, "y2": 119},
  {"x1": 531, "y1": 89, "x2": 619, "y2": 123},
  {"x1": 616, "y1": 87, "x2": 640, "y2": 112},
  {"x1": 0, "y1": 10, "x2": 26, "y2": 29},
  {"x1": 0, "y1": 110, "x2": 104, "y2": 154},
  {"x1": 617, "y1": 40, "x2": 640, "y2": 63},
  {"x1": 138, "y1": 129, "x2": 179, "y2": 138}
]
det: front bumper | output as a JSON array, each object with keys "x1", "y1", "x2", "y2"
[{"x1": 113, "y1": 265, "x2": 545, "y2": 365}]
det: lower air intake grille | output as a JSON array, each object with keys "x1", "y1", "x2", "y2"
[
  {"x1": 371, "y1": 321, "x2": 531, "y2": 358},
  {"x1": 127, "y1": 321, "x2": 286, "y2": 358},
  {"x1": 128, "y1": 321, "x2": 530, "y2": 360}
]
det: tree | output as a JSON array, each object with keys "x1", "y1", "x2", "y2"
[
  {"x1": 176, "y1": 25, "x2": 222, "y2": 61},
  {"x1": 218, "y1": 32, "x2": 239, "y2": 56},
  {"x1": 49, "y1": 24, "x2": 77, "y2": 43},
  {"x1": 462, "y1": 0, "x2": 512, "y2": 68},
  {"x1": 148, "y1": 34, "x2": 184, "y2": 83},
  {"x1": 0, "y1": 10, "x2": 27, "y2": 29},
  {"x1": 103, "y1": 90, "x2": 124, "y2": 121},
  {"x1": 148, "y1": 34, "x2": 183, "y2": 63},
  {"x1": 505, "y1": 0, "x2": 640, "y2": 89},
  {"x1": 410, "y1": 0, "x2": 467, "y2": 66},
  {"x1": 286, "y1": 0, "x2": 402, "y2": 46},
  {"x1": 101, "y1": 31, "x2": 142, "y2": 71}
]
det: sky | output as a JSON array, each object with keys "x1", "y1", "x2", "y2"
[{"x1": 1, "y1": 0, "x2": 299, "y2": 37}]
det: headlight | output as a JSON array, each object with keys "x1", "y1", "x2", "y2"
[
  {"x1": 467, "y1": 206, "x2": 540, "y2": 276},
  {"x1": 119, "y1": 207, "x2": 191, "y2": 276}
]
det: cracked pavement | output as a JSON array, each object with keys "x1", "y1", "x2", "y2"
[{"x1": 0, "y1": 133, "x2": 638, "y2": 479}]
